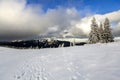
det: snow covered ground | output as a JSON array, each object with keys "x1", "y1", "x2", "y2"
[{"x1": 0, "y1": 42, "x2": 120, "y2": 80}]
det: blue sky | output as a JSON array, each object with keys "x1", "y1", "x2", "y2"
[{"x1": 27, "y1": 0, "x2": 120, "y2": 14}]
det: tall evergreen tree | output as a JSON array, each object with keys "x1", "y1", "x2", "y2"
[
  {"x1": 88, "y1": 18, "x2": 100, "y2": 44},
  {"x1": 99, "y1": 23, "x2": 105, "y2": 43},
  {"x1": 103, "y1": 18, "x2": 114, "y2": 43}
]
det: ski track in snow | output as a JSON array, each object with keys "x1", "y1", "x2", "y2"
[{"x1": 0, "y1": 42, "x2": 120, "y2": 80}]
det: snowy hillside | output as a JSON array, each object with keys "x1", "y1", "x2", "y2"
[{"x1": 0, "y1": 42, "x2": 120, "y2": 80}]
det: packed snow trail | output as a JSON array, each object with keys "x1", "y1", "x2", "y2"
[{"x1": 0, "y1": 42, "x2": 120, "y2": 80}]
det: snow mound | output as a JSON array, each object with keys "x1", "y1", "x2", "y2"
[{"x1": 0, "y1": 42, "x2": 120, "y2": 80}]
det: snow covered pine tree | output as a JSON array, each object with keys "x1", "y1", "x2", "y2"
[
  {"x1": 88, "y1": 18, "x2": 100, "y2": 44},
  {"x1": 88, "y1": 18, "x2": 114, "y2": 44},
  {"x1": 103, "y1": 18, "x2": 114, "y2": 43},
  {"x1": 99, "y1": 23, "x2": 105, "y2": 43}
]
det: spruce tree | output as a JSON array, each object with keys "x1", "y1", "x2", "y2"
[
  {"x1": 99, "y1": 23, "x2": 105, "y2": 43},
  {"x1": 103, "y1": 18, "x2": 114, "y2": 43},
  {"x1": 88, "y1": 18, "x2": 100, "y2": 44}
]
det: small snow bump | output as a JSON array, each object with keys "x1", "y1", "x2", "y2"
[
  {"x1": 71, "y1": 76, "x2": 78, "y2": 80},
  {"x1": 67, "y1": 67, "x2": 72, "y2": 71},
  {"x1": 69, "y1": 62, "x2": 73, "y2": 65}
]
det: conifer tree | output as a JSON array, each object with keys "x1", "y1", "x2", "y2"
[
  {"x1": 88, "y1": 18, "x2": 100, "y2": 44},
  {"x1": 99, "y1": 23, "x2": 105, "y2": 43},
  {"x1": 103, "y1": 18, "x2": 114, "y2": 43}
]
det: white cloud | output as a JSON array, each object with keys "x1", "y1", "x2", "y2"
[
  {"x1": 71, "y1": 10, "x2": 120, "y2": 37},
  {"x1": 0, "y1": 0, "x2": 82, "y2": 40}
]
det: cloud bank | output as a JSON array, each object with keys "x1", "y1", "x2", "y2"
[
  {"x1": 0, "y1": 0, "x2": 82, "y2": 40},
  {"x1": 0, "y1": 0, "x2": 120, "y2": 40},
  {"x1": 73, "y1": 10, "x2": 120, "y2": 37}
]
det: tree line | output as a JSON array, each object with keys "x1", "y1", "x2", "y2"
[
  {"x1": 88, "y1": 17, "x2": 114, "y2": 44},
  {"x1": 0, "y1": 39, "x2": 87, "y2": 49}
]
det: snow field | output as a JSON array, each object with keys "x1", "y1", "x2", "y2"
[{"x1": 0, "y1": 42, "x2": 120, "y2": 80}]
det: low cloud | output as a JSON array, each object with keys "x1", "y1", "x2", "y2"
[
  {"x1": 0, "y1": 0, "x2": 82, "y2": 40},
  {"x1": 71, "y1": 10, "x2": 120, "y2": 37}
]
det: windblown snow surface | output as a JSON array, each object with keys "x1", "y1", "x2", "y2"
[{"x1": 0, "y1": 42, "x2": 120, "y2": 80}]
